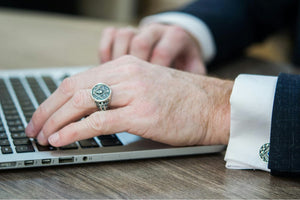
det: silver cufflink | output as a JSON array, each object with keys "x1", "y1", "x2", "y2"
[{"x1": 259, "y1": 143, "x2": 270, "y2": 162}]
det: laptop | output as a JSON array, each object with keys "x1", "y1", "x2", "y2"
[{"x1": 0, "y1": 66, "x2": 225, "y2": 170}]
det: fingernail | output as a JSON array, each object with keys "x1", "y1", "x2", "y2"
[
  {"x1": 48, "y1": 132, "x2": 59, "y2": 145},
  {"x1": 37, "y1": 131, "x2": 47, "y2": 145},
  {"x1": 25, "y1": 120, "x2": 35, "y2": 137}
]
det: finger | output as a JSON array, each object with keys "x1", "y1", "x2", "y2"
[
  {"x1": 37, "y1": 84, "x2": 132, "y2": 145},
  {"x1": 26, "y1": 76, "x2": 82, "y2": 139},
  {"x1": 184, "y1": 57, "x2": 207, "y2": 75},
  {"x1": 25, "y1": 62, "x2": 129, "y2": 138},
  {"x1": 99, "y1": 27, "x2": 117, "y2": 63},
  {"x1": 150, "y1": 26, "x2": 189, "y2": 67},
  {"x1": 112, "y1": 27, "x2": 136, "y2": 59},
  {"x1": 36, "y1": 89, "x2": 96, "y2": 145},
  {"x1": 48, "y1": 108, "x2": 130, "y2": 147},
  {"x1": 174, "y1": 52, "x2": 206, "y2": 74},
  {"x1": 129, "y1": 24, "x2": 165, "y2": 60}
]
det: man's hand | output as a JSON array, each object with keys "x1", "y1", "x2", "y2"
[
  {"x1": 25, "y1": 56, "x2": 232, "y2": 147},
  {"x1": 99, "y1": 24, "x2": 206, "y2": 74}
]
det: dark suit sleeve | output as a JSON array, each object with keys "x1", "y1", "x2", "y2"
[
  {"x1": 177, "y1": 0, "x2": 297, "y2": 65},
  {"x1": 269, "y1": 73, "x2": 300, "y2": 176}
]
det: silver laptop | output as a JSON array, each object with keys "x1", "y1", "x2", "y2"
[{"x1": 0, "y1": 66, "x2": 225, "y2": 170}]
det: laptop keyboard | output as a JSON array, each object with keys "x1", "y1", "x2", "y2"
[{"x1": 0, "y1": 76, "x2": 122, "y2": 155}]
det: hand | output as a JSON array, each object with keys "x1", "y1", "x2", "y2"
[
  {"x1": 25, "y1": 56, "x2": 232, "y2": 147},
  {"x1": 99, "y1": 23, "x2": 206, "y2": 74}
]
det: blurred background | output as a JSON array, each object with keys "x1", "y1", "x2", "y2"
[
  {"x1": 0, "y1": 0, "x2": 193, "y2": 22},
  {"x1": 0, "y1": 0, "x2": 293, "y2": 67}
]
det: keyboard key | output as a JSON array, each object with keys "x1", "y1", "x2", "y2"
[
  {"x1": 5, "y1": 115, "x2": 21, "y2": 121},
  {"x1": 25, "y1": 117, "x2": 31, "y2": 123},
  {"x1": 26, "y1": 77, "x2": 47, "y2": 105},
  {"x1": 9, "y1": 125, "x2": 25, "y2": 133},
  {"x1": 7, "y1": 119, "x2": 23, "y2": 126},
  {"x1": 10, "y1": 78, "x2": 35, "y2": 122},
  {"x1": 79, "y1": 138, "x2": 99, "y2": 148},
  {"x1": 1, "y1": 100, "x2": 14, "y2": 106},
  {"x1": 59, "y1": 143, "x2": 78, "y2": 150},
  {"x1": 100, "y1": 139, "x2": 123, "y2": 147},
  {"x1": 0, "y1": 126, "x2": 5, "y2": 133},
  {"x1": 11, "y1": 132, "x2": 27, "y2": 139},
  {"x1": 2, "y1": 104, "x2": 16, "y2": 110},
  {"x1": 98, "y1": 135, "x2": 123, "y2": 147},
  {"x1": 23, "y1": 112, "x2": 33, "y2": 119},
  {"x1": 15, "y1": 145, "x2": 35, "y2": 153},
  {"x1": 0, "y1": 139, "x2": 10, "y2": 146},
  {"x1": 36, "y1": 143, "x2": 57, "y2": 151},
  {"x1": 22, "y1": 101, "x2": 34, "y2": 107},
  {"x1": 22, "y1": 106, "x2": 35, "y2": 113},
  {"x1": 13, "y1": 138, "x2": 31, "y2": 146},
  {"x1": 1, "y1": 146, "x2": 13, "y2": 154},
  {"x1": 42, "y1": 76, "x2": 57, "y2": 94},
  {"x1": 0, "y1": 133, "x2": 7, "y2": 139},
  {"x1": 98, "y1": 135, "x2": 118, "y2": 141},
  {"x1": 3, "y1": 109, "x2": 18, "y2": 115}
]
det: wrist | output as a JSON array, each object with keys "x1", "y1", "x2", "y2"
[{"x1": 204, "y1": 77, "x2": 233, "y2": 145}]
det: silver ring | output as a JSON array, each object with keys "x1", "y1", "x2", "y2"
[{"x1": 91, "y1": 83, "x2": 112, "y2": 111}]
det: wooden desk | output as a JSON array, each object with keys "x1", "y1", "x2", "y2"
[{"x1": 0, "y1": 9, "x2": 299, "y2": 199}]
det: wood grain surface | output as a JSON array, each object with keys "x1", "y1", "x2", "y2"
[
  {"x1": 1, "y1": 153, "x2": 300, "y2": 199},
  {"x1": 0, "y1": 8, "x2": 299, "y2": 199}
]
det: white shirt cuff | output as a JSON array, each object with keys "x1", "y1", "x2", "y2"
[
  {"x1": 225, "y1": 74, "x2": 278, "y2": 172},
  {"x1": 140, "y1": 12, "x2": 216, "y2": 63}
]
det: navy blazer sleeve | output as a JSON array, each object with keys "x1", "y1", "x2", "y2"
[
  {"x1": 176, "y1": 1, "x2": 300, "y2": 175},
  {"x1": 269, "y1": 73, "x2": 300, "y2": 175},
  {"x1": 178, "y1": 0, "x2": 298, "y2": 65}
]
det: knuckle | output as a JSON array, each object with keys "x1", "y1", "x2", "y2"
[
  {"x1": 33, "y1": 103, "x2": 48, "y2": 122},
  {"x1": 116, "y1": 54, "x2": 137, "y2": 63},
  {"x1": 116, "y1": 28, "x2": 134, "y2": 38},
  {"x1": 148, "y1": 23, "x2": 165, "y2": 30},
  {"x1": 131, "y1": 36, "x2": 151, "y2": 52},
  {"x1": 59, "y1": 77, "x2": 75, "y2": 96},
  {"x1": 63, "y1": 126, "x2": 79, "y2": 140},
  {"x1": 124, "y1": 63, "x2": 143, "y2": 75},
  {"x1": 169, "y1": 25, "x2": 188, "y2": 40},
  {"x1": 48, "y1": 117, "x2": 57, "y2": 129},
  {"x1": 72, "y1": 90, "x2": 88, "y2": 109},
  {"x1": 87, "y1": 112, "x2": 105, "y2": 133},
  {"x1": 153, "y1": 47, "x2": 171, "y2": 60},
  {"x1": 42, "y1": 117, "x2": 56, "y2": 135}
]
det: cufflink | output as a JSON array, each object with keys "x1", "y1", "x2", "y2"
[{"x1": 259, "y1": 143, "x2": 270, "y2": 162}]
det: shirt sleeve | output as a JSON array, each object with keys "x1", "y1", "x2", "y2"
[
  {"x1": 225, "y1": 74, "x2": 278, "y2": 172},
  {"x1": 140, "y1": 12, "x2": 216, "y2": 63}
]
